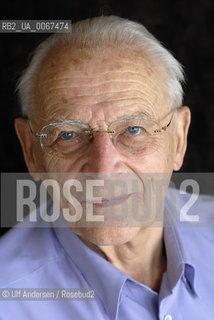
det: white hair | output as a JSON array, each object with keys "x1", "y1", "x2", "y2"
[{"x1": 17, "y1": 15, "x2": 185, "y2": 117}]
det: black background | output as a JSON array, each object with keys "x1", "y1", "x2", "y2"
[{"x1": 0, "y1": 0, "x2": 214, "y2": 236}]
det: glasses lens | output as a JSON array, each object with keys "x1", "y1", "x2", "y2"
[
  {"x1": 110, "y1": 118, "x2": 162, "y2": 156},
  {"x1": 40, "y1": 123, "x2": 90, "y2": 156}
]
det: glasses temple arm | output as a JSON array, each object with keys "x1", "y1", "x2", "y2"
[{"x1": 153, "y1": 113, "x2": 174, "y2": 133}]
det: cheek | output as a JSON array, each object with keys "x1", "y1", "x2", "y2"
[
  {"x1": 159, "y1": 136, "x2": 176, "y2": 173},
  {"x1": 42, "y1": 155, "x2": 68, "y2": 172},
  {"x1": 45, "y1": 156, "x2": 60, "y2": 172},
  {"x1": 42, "y1": 153, "x2": 83, "y2": 173},
  {"x1": 124, "y1": 136, "x2": 175, "y2": 173},
  {"x1": 33, "y1": 143, "x2": 46, "y2": 171}
]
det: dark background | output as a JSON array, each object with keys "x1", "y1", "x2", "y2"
[{"x1": 0, "y1": 0, "x2": 213, "y2": 236}]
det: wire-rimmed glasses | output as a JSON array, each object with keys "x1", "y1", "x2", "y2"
[{"x1": 29, "y1": 111, "x2": 175, "y2": 158}]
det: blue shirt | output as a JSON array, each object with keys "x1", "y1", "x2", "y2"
[{"x1": 0, "y1": 189, "x2": 214, "y2": 320}]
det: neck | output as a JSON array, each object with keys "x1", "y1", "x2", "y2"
[{"x1": 79, "y1": 227, "x2": 166, "y2": 292}]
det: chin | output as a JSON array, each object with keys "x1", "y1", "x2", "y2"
[{"x1": 73, "y1": 226, "x2": 140, "y2": 246}]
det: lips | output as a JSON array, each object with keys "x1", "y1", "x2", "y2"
[{"x1": 82, "y1": 194, "x2": 131, "y2": 208}]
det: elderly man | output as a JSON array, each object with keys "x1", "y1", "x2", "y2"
[{"x1": 0, "y1": 16, "x2": 214, "y2": 320}]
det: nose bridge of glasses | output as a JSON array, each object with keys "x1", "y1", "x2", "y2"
[
  {"x1": 92, "y1": 129, "x2": 115, "y2": 136},
  {"x1": 87, "y1": 118, "x2": 113, "y2": 135}
]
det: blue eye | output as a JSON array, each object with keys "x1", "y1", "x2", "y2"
[
  {"x1": 60, "y1": 131, "x2": 77, "y2": 140},
  {"x1": 126, "y1": 126, "x2": 142, "y2": 135}
]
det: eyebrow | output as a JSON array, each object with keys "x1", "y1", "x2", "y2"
[
  {"x1": 48, "y1": 111, "x2": 154, "y2": 126},
  {"x1": 45, "y1": 119, "x2": 90, "y2": 128}
]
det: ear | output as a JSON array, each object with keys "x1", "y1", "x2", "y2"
[
  {"x1": 173, "y1": 106, "x2": 191, "y2": 171},
  {"x1": 15, "y1": 118, "x2": 42, "y2": 181}
]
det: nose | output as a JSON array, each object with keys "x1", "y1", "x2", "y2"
[{"x1": 81, "y1": 132, "x2": 123, "y2": 173}]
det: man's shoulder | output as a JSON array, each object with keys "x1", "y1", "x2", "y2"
[{"x1": 0, "y1": 209, "x2": 64, "y2": 287}]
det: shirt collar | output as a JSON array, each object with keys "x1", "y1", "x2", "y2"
[
  {"x1": 52, "y1": 213, "x2": 127, "y2": 320},
  {"x1": 164, "y1": 188, "x2": 198, "y2": 296}
]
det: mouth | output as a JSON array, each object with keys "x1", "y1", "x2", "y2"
[{"x1": 82, "y1": 194, "x2": 132, "y2": 208}]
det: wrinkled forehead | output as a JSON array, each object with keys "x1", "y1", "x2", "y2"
[{"x1": 32, "y1": 45, "x2": 169, "y2": 123}]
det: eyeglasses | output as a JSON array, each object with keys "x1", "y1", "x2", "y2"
[{"x1": 29, "y1": 111, "x2": 174, "y2": 158}]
